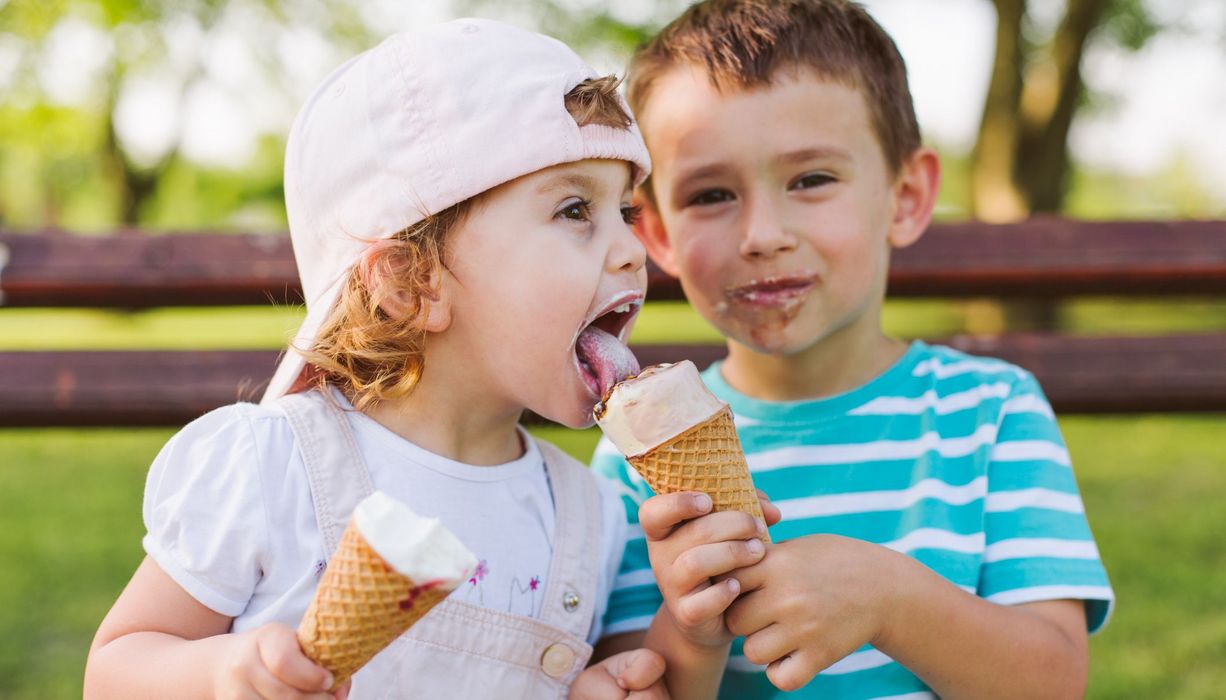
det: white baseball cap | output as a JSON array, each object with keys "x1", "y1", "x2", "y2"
[{"x1": 262, "y1": 18, "x2": 652, "y2": 404}]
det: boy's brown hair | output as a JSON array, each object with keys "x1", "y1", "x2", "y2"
[
  {"x1": 300, "y1": 76, "x2": 633, "y2": 409},
  {"x1": 627, "y1": 0, "x2": 920, "y2": 178}
]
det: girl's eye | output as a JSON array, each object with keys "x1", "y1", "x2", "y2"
[
  {"x1": 688, "y1": 189, "x2": 734, "y2": 207},
  {"x1": 557, "y1": 199, "x2": 592, "y2": 222},
  {"x1": 621, "y1": 204, "x2": 643, "y2": 226},
  {"x1": 791, "y1": 172, "x2": 836, "y2": 190}
]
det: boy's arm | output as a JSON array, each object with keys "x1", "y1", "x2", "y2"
[
  {"x1": 725, "y1": 535, "x2": 1086, "y2": 697},
  {"x1": 85, "y1": 556, "x2": 337, "y2": 699},
  {"x1": 636, "y1": 492, "x2": 770, "y2": 700},
  {"x1": 725, "y1": 371, "x2": 1107, "y2": 696}
]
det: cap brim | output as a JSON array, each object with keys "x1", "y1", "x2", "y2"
[{"x1": 260, "y1": 274, "x2": 347, "y2": 405}]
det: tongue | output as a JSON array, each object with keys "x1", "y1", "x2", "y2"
[{"x1": 576, "y1": 325, "x2": 641, "y2": 398}]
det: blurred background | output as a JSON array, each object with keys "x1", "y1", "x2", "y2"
[{"x1": 2, "y1": 0, "x2": 1225, "y2": 697}]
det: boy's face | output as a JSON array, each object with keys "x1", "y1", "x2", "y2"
[
  {"x1": 439, "y1": 159, "x2": 646, "y2": 428},
  {"x1": 636, "y1": 66, "x2": 928, "y2": 358}
]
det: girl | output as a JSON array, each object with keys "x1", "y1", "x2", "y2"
[{"x1": 84, "y1": 18, "x2": 676, "y2": 699}]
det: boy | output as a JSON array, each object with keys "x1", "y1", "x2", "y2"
[{"x1": 592, "y1": 1, "x2": 1114, "y2": 698}]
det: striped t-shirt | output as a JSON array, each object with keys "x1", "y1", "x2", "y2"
[{"x1": 591, "y1": 341, "x2": 1114, "y2": 699}]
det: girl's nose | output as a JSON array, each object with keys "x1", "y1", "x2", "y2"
[{"x1": 610, "y1": 222, "x2": 647, "y2": 273}]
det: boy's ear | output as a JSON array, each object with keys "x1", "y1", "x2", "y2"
[
  {"x1": 632, "y1": 191, "x2": 681, "y2": 277},
  {"x1": 359, "y1": 249, "x2": 452, "y2": 333},
  {"x1": 887, "y1": 147, "x2": 941, "y2": 250}
]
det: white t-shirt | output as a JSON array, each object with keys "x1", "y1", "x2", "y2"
[{"x1": 141, "y1": 395, "x2": 628, "y2": 644}]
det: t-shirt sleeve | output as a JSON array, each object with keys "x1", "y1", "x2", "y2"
[
  {"x1": 589, "y1": 437, "x2": 662, "y2": 638},
  {"x1": 142, "y1": 403, "x2": 272, "y2": 617},
  {"x1": 979, "y1": 371, "x2": 1115, "y2": 633}
]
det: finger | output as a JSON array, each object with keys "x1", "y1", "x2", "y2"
[
  {"x1": 670, "y1": 538, "x2": 765, "y2": 590},
  {"x1": 756, "y1": 489, "x2": 783, "y2": 527},
  {"x1": 627, "y1": 680, "x2": 670, "y2": 700},
  {"x1": 671, "y1": 510, "x2": 765, "y2": 554},
  {"x1": 569, "y1": 664, "x2": 625, "y2": 700},
  {"x1": 615, "y1": 649, "x2": 666, "y2": 691},
  {"x1": 257, "y1": 624, "x2": 334, "y2": 692},
  {"x1": 334, "y1": 678, "x2": 352, "y2": 700},
  {"x1": 247, "y1": 659, "x2": 311, "y2": 699},
  {"x1": 639, "y1": 492, "x2": 713, "y2": 541},
  {"x1": 725, "y1": 588, "x2": 775, "y2": 638},
  {"x1": 740, "y1": 622, "x2": 795, "y2": 667},
  {"x1": 671, "y1": 577, "x2": 741, "y2": 630},
  {"x1": 723, "y1": 550, "x2": 773, "y2": 593},
  {"x1": 766, "y1": 649, "x2": 825, "y2": 693}
]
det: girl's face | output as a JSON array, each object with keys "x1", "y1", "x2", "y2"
[{"x1": 439, "y1": 159, "x2": 647, "y2": 427}]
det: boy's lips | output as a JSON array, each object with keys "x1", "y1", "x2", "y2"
[{"x1": 725, "y1": 273, "x2": 818, "y2": 308}]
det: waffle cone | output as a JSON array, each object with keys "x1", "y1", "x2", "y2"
[
  {"x1": 298, "y1": 520, "x2": 451, "y2": 689},
  {"x1": 628, "y1": 406, "x2": 769, "y2": 543}
]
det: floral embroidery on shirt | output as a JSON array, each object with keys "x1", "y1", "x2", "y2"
[
  {"x1": 508, "y1": 574, "x2": 543, "y2": 615},
  {"x1": 463, "y1": 559, "x2": 490, "y2": 605}
]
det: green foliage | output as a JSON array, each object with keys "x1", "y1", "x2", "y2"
[{"x1": 1096, "y1": 0, "x2": 1162, "y2": 51}]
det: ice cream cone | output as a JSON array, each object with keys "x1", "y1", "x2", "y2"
[
  {"x1": 298, "y1": 521, "x2": 451, "y2": 689},
  {"x1": 296, "y1": 492, "x2": 476, "y2": 689},
  {"x1": 627, "y1": 405, "x2": 770, "y2": 543},
  {"x1": 596, "y1": 362, "x2": 769, "y2": 543}
]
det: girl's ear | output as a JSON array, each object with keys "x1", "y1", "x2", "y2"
[
  {"x1": 359, "y1": 246, "x2": 452, "y2": 333},
  {"x1": 887, "y1": 147, "x2": 941, "y2": 250},
  {"x1": 420, "y1": 268, "x2": 452, "y2": 334},
  {"x1": 632, "y1": 191, "x2": 681, "y2": 277}
]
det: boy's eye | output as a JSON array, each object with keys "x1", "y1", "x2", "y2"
[
  {"x1": 688, "y1": 189, "x2": 734, "y2": 207},
  {"x1": 556, "y1": 199, "x2": 592, "y2": 222},
  {"x1": 621, "y1": 204, "x2": 643, "y2": 226},
  {"x1": 791, "y1": 172, "x2": 836, "y2": 190}
]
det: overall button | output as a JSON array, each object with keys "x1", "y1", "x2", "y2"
[
  {"x1": 541, "y1": 643, "x2": 576, "y2": 678},
  {"x1": 562, "y1": 591, "x2": 580, "y2": 611}
]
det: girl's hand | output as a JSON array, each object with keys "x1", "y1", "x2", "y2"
[
  {"x1": 213, "y1": 622, "x2": 350, "y2": 699},
  {"x1": 570, "y1": 649, "x2": 668, "y2": 699},
  {"x1": 638, "y1": 492, "x2": 770, "y2": 649}
]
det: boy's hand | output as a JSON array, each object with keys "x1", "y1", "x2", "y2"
[
  {"x1": 569, "y1": 649, "x2": 668, "y2": 699},
  {"x1": 724, "y1": 534, "x2": 908, "y2": 692},
  {"x1": 213, "y1": 622, "x2": 350, "y2": 699},
  {"x1": 638, "y1": 491, "x2": 775, "y2": 648}
]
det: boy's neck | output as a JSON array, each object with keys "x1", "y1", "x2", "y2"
[{"x1": 720, "y1": 324, "x2": 908, "y2": 403}]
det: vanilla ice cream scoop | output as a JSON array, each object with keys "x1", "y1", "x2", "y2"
[
  {"x1": 594, "y1": 361, "x2": 726, "y2": 457},
  {"x1": 594, "y1": 360, "x2": 770, "y2": 543},
  {"x1": 353, "y1": 491, "x2": 477, "y2": 585}
]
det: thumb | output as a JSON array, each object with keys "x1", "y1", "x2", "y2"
[
  {"x1": 757, "y1": 489, "x2": 782, "y2": 527},
  {"x1": 614, "y1": 649, "x2": 666, "y2": 691}
]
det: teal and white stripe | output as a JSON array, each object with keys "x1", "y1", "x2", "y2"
[{"x1": 592, "y1": 341, "x2": 1113, "y2": 699}]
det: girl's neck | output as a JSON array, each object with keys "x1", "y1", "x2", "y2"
[{"x1": 357, "y1": 369, "x2": 526, "y2": 466}]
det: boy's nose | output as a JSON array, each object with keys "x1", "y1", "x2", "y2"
[{"x1": 739, "y1": 199, "x2": 797, "y2": 259}]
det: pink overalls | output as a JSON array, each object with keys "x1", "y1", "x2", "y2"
[{"x1": 280, "y1": 390, "x2": 602, "y2": 698}]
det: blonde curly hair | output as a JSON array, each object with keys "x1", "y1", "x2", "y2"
[{"x1": 297, "y1": 75, "x2": 634, "y2": 409}]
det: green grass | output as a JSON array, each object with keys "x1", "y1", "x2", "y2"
[
  {"x1": 2, "y1": 417, "x2": 1224, "y2": 697},
  {"x1": 3, "y1": 300, "x2": 1226, "y2": 696},
  {"x1": 3, "y1": 297, "x2": 1223, "y2": 352}
]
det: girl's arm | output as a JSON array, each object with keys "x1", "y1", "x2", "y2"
[{"x1": 84, "y1": 556, "x2": 336, "y2": 699}]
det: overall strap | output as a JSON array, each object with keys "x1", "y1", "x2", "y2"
[
  {"x1": 278, "y1": 389, "x2": 375, "y2": 555},
  {"x1": 534, "y1": 439, "x2": 603, "y2": 639}
]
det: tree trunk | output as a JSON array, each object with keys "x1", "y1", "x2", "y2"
[
  {"x1": 970, "y1": 0, "x2": 1028, "y2": 222},
  {"x1": 1017, "y1": 0, "x2": 1108, "y2": 212}
]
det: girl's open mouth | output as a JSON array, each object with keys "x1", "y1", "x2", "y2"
[{"x1": 574, "y1": 296, "x2": 642, "y2": 399}]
